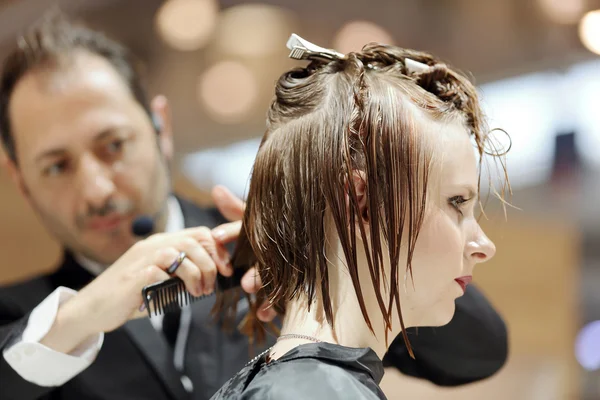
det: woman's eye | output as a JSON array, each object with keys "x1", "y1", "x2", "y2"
[{"x1": 448, "y1": 196, "x2": 468, "y2": 215}]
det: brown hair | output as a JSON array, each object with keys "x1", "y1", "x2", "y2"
[
  {"x1": 0, "y1": 10, "x2": 151, "y2": 164},
  {"x1": 218, "y1": 43, "x2": 509, "y2": 355}
]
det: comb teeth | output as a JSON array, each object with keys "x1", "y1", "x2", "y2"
[
  {"x1": 142, "y1": 278, "x2": 212, "y2": 318},
  {"x1": 141, "y1": 266, "x2": 248, "y2": 318}
]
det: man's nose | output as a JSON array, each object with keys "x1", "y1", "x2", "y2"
[{"x1": 77, "y1": 154, "x2": 116, "y2": 210}]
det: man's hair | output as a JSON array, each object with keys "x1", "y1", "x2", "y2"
[{"x1": 0, "y1": 10, "x2": 151, "y2": 163}]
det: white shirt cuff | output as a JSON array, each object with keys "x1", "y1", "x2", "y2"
[{"x1": 2, "y1": 286, "x2": 104, "y2": 387}]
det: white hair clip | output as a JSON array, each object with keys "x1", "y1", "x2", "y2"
[
  {"x1": 286, "y1": 33, "x2": 347, "y2": 62},
  {"x1": 285, "y1": 33, "x2": 431, "y2": 75},
  {"x1": 404, "y1": 58, "x2": 430, "y2": 74}
]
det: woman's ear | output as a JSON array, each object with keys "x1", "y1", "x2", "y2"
[{"x1": 345, "y1": 170, "x2": 369, "y2": 226}]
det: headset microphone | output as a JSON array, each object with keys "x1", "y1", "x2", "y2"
[{"x1": 131, "y1": 215, "x2": 155, "y2": 237}]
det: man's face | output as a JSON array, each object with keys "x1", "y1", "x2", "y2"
[{"x1": 6, "y1": 52, "x2": 173, "y2": 265}]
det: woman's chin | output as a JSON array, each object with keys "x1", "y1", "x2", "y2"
[{"x1": 413, "y1": 299, "x2": 457, "y2": 328}]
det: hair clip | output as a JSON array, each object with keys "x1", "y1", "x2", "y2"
[
  {"x1": 404, "y1": 58, "x2": 430, "y2": 74},
  {"x1": 286, "y1": 33, "x2": 431, "y2": 76},
  {"x1": 286, "y1": 33, "x2": 347, "y2": 62}
]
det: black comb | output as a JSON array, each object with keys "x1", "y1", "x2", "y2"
[{"x1": 141, "y1": 266, "x2": 247, "y2": 318}]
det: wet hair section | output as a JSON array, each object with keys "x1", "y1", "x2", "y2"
[{"x1": 214, "y1": 40, "x2": 511, "y2": 356}]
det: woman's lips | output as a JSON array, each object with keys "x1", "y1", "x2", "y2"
[{"x1": 454, "y1": 276, "x2": 473, "y2": 293}]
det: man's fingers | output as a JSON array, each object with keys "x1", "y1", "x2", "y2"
[
  {"x1": 240, "y1": 268, "x2": 277, "y2": 321},
  {"x1": 177, "y1": 240, "x2": 219, "y2": 295},
  {"x1": 152, "y1": 247, "x2": 204, "y2": 296},
  {"x1": 241, "y1": 267, "x2": 262, "y2": 294},
  {"x1": 132, "y1": 265, "x2": 171, "y2": 319},
  {"x1": 212, "y1": 185, "x2": 245, "y2": 222},
  {"x1": 214, "y1": 242, "x2": 233, "y2": 277},
  {"x1": 212, "y1": 221, "x2": 241, "y2": 245},
  {"x1": 257, "y1": 300, "x2": 278, "y2": 322},
  {"x1": 191, "y1": 229, "x2": 233, "y2": 278},
  {"x1": 144, "y1": 227, "x2": 231, "y2": 277},
  {"x1": 174, "y1": 258, "x2": 207, "y2": 296}
]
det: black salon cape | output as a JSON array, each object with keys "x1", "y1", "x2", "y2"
[{"x1": 210, "y1": 342, "x2": 387, "y2": 400}]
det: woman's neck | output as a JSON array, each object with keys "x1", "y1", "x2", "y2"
[
  {"x1": 273, "y1": 299, "x2": 387, "y2": 361},
  {"x1": 270, "y1": 243, "x2": 403, "y2": 361}
]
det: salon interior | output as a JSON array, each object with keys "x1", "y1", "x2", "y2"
[{"x1": 0, "y1": 0, "x2": 599, "y2": 398}]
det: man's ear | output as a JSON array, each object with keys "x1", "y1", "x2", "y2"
[
  {"x1": 345, "y1": 170, "x2": 369, "y2": 227},
  {"x1": 150, "y1": 94, "x2": 174, "y2": 161}
]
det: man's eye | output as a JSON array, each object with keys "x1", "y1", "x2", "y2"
[
  {"x1": 106, "y1": 139, "x2": 124, "y2": 154},
  {"x1": 44, "y1": 160, "x2": 68, "y2": 176}
]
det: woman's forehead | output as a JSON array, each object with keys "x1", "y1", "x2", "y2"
[{"x1": 423, "y1": 117, "x2": 479, "y2": 193}]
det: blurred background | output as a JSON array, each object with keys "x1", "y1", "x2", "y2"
[{"x1": 0, "y1": 0, "x2": 599, "y2": 398}]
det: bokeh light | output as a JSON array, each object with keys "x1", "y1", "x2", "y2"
[
  {"x1": 197, "y1": 61, "x2": 258, "y2": 123},
  {"x1": 579, "y1": 9, "x2": 600, "y2": 55},
  {"x1": 155, "y1": 0, "x2": 218, "y2": 51},
  {"x1": 333, "y1": 20, "x2": 394, "y2": 54},
  {"x1": 212, "y1": 3, "x2": 296, "y2": 57}
]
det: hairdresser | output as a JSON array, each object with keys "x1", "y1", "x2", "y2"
[{"x1": 0, "y1": 12, "x2": 508, "y2": 400}]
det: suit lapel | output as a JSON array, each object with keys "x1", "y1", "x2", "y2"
[{"x1": 123, "y1": 319, "x2": 189, "y2": 400}]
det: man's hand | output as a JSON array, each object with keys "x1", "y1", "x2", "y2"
[
  {"x1": 211, "y1": 185, "x2": 278, "y2": 322},
  {"x1": 41, "y1": 227, "x2": 231, "y2": 354}
]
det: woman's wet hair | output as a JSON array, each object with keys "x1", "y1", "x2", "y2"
[{"x1": 214, "y1": 40, "x2": 510, "y2": 356}]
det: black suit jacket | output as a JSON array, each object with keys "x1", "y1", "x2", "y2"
[{"x1": 0, "y1": 196, "x2": 508, "y2": 400}]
